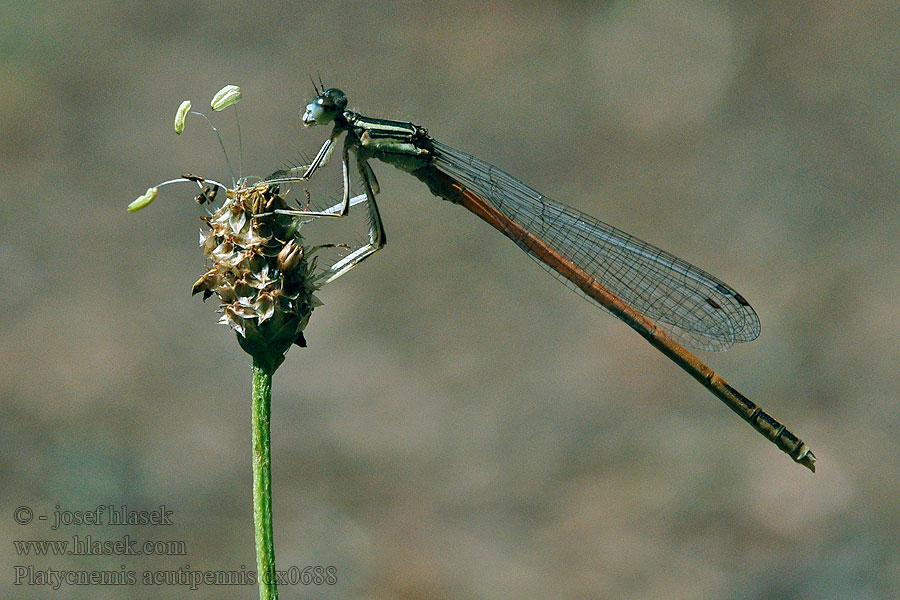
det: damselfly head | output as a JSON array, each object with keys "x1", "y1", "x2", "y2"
[{"x1": 301, "y1": 88, "x2": 347, "y2": 127}]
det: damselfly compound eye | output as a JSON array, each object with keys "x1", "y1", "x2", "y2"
[{"x1": 301, "y1": 88, "x2": 347, "y2": 126}]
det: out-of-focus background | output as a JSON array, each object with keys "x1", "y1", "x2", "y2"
[{"x1": 2, "y1": 1, "x2": 898, "y2": 598}]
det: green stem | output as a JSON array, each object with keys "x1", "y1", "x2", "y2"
[{"x1": 252, "y1": 357, "x2": 278, "y2": 600}]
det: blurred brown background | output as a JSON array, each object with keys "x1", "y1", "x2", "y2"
[{"x1": 2, "y1": 1, "x2": 898, "y2": 598}]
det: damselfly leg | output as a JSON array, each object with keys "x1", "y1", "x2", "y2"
[{"x1": 262, "y1": 134, "x2": 387, "y2": 283}]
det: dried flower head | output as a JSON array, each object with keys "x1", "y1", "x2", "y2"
[
  {"x1": 191, "y1": 180, "x2": 325, "y2": 369},
  {"x1": 128, "y1": 85, "x2": 332, "y2": 370}
]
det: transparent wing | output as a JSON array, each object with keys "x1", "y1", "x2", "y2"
[{"x1": 431, "y1": 141, "x2": 760, "y2": 351}]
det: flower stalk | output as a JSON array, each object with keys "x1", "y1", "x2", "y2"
[{"x1": 252, "y1": 357, "x2": 277, "y2": 600}]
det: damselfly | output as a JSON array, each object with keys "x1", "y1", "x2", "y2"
[{"x1": 265, "y1": 85, "x2": 815, "y2": 471}]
